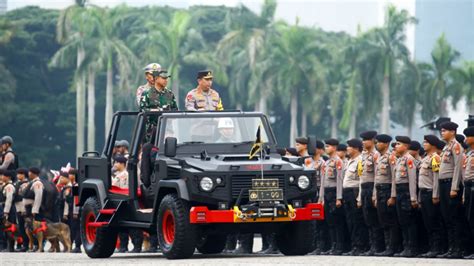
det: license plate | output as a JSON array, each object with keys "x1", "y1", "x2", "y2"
[{"x1": 249, "y1": 189, "x2": 284, "y2": 201}]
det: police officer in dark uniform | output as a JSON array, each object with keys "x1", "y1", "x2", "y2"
[
  {"x1": 358, "y1": 131, "x2": 385, "y2": 256},
  {"x1": 393, "y1": 136, "x2": 419, "y2": 257},
  {"x1": 0, "y1": 170, "x2": 16, "y2": 252},
  {"x1": 463, "y1": 126, "x2": 474, "y2": 259},
  {"x1": 342, "y1": 138, "x2": 369, "y2": 256},
  {"x1": 13, "y1": 168, "x2": 29, "y2": 252},
  {"x1": 436, "y1": 122, "x2": 465, "y2": 258},
  {"x1": 68, "y1": 169, "x2": 82, "y2": 253}
]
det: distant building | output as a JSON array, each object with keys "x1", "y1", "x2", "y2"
[
  {"x1": 0, "y1": 0, "x2": 7, "y2": 15},
  {"x1": 414, "y1": 0, "x2": 474, "y2": 62}
]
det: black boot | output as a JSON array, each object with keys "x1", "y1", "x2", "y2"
[
  {"x1": 394, "y1": 248, "x2": 416, "y2": 258},
  {"x1": 437, "y1": 248, "x2": 454, "y2": 258},
  {"x1": 375, "y1": 248, "x2": 395, "y2": 257}
]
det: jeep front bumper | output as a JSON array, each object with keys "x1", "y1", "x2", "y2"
[{"x1": 189, "y1": 203, "x2": 324, "y2": 224}]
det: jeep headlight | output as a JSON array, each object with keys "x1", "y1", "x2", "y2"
[
  {"x1": 200, "y1": 177, "x2": 214, "y2": 192},
  {"x1": 297, "y1": 175, "x2": 310, "y2": 190}
]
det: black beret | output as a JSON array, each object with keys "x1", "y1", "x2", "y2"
[
  {"x1": 295, "y1": 137, "x2": 308, "y2": 145},
  {"x1": 315, "y1": 140, "x2": 325, "y2": 149},
  {"x1": 114, "y1": 156, "x2": 128, "y2": 164},
  {"x1": 409, "y1": 141, "x2": 421, "y2": 151},
  {"x1": 29, "y1": 167, "x2": 41, "y2": 175},
  {"x1": 197, "y1": 70, "x2": 213, "y2": 79},
  {"x1": 424, "y1": 135, "x2": 440, "y2": 146},
  {"x1": 455, "y1": 134, "x2": 465, "y2": 144},
  {"x1": 436, "y1": 140, "x2": 446, "y2": 150},
  {"x1": 440, "y1": 121, "x2": 458, "y2": 131},
  {"x1": 16, "y1": 168, "x2": 29, "y2": 175},
  {"x1": 359, "y1": 130, "x2": 377, "y2": 140},
  {"x1": 325, "y1": 138, "x2": 339, "y2": 146},
  {"x1": 337, "y1": 144, "x2": 347, "y2": 151},
  {"x1": 419, "y1": 147, "x2": 426, "y2": 157},
  {"x1": 3, "y1": 170, "x2": 14, "y2": 178},
  {"x1": 395, "y1": 136, "x2": 411, "y2": 145},
  {"x1": 464, "y1": 126, "x2": 474, "y2": 137},
  {"x1": 69, "y1": 169, "x2": 78, "y2": 175},
  {"x1": 286, "y1": 147, "x2": 299, "y2": 156},
  {"x1": 375, "y1": 134, "x2": 392, "y2": 143},
  {"x1": 346, "y1": 138, "x2": 363, "y2": 149}
]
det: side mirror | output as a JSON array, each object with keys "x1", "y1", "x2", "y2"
[
  {"x1": 164, "y1": 137, "x2": 177, "y2": 157},
  {"x1": 307, "y1": 136, "x2": 316, "y2": 156}
]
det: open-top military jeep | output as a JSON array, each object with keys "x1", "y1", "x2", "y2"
[{"x1": 76, "y1": 111, "x2": 324, "y2": 259}]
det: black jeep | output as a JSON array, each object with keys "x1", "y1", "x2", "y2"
[{"x1": 76, "y1": 111, "x2": 324, "y2": 259}]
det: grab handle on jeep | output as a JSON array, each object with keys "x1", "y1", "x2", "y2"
[{"x1": 82, "y1": 151, "x2": 100, "y2": 157}]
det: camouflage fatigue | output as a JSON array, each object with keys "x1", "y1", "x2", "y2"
[
  {"x1": 136, "y1": 83, "x2": 152, "y2": 107},
  {"x1": 139, "y1": 87, "x2": 178, "y2": 140},
  {"x1": 185, "y1": 88, "x2": 223, "y2": 111}
]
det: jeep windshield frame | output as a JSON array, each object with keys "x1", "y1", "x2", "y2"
[{"x1": 156, "y1": 112, "x2": 277, "y2": 155}]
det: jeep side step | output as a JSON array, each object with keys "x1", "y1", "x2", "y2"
[{"x1": 93, "y1": 199, "x2": 125, "y2": 228}]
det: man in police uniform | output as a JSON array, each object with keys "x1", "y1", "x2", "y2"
[
  {"x1": 417, "y1": 135, "x2": 444, "y2": 258},
  {"x1": 393, "y1": 136, "x2": 418, "y2": 257},
  {"x1": 342, "y1": 138, "x2": 368, "y2": 256},
  {"x1": 437, "y1": 122, "x2": 465, "y2": 258},
  {"x1": 136, "y1": 63, "x2": 161, "y2": 106},
  {"x1": 185, "y1": 70, "x2": 223, "y2": 111},
  {"x1": 23, "y1": 167, "x2": 44, "y2": 221},
  {"x1": 373, "y1": 134, "x2": 401, "y2": 256},
  {"x1": 358, "y1": 131, "x2": 384, "y2": 256},
  {"x1": 0, "y1": 136, "x2": 17, "y2": 170},
  {"x1": 319, "y1": 139, "x2": 344, "y2": 255},
  {"x1": 13, "y1": 168, "x2": 29, "y2": 252},
  {"x1": 1, "y1": 170, "x2": 16, "y2": 252},
  {"x1": 463, "y1": 126, "x2": 474, "y2": 259}
]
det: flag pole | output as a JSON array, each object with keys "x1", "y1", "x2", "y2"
[{"x1": 260, "y1": 143, "x2": 264, "y2": 180}]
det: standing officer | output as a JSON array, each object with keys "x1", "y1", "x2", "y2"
[
  {"x1": 358, "y1": 131, "x2": 384, "y2": 256},
  {"x1": 309, "y1": 140, "x2": 330, "y2": 255},
  {"x1": 13, "y1": 168, "x2": 29, "y2": 252},
  {"x1": 437, "y1": 122, "x2": 465, "y2": 258},
  {"x1": 68, "y1": 169, "x2": 82, "y2": 253},
  {"x1": 417, "y1": 135, "x2": 444, "y2": 258},
  {"x1": 0, "y1": 136, "x2": 18, "y2": 170},
  {"x1": 463, "y1": 126, "x2": 474, "y2": 259},
  {"x1": 373, "y1": 134, "x2": 401, "y2": 256},
  {"x1": 22, "y1": 168, "x2": 44, "y2": 221},
  {"x1": 319, "y1": 139, "x2": 344, "y2": 255},
  {"x1": 136, "y1": 63, "x2": 161, "y2": 106},
  {"x1": 185, "y1": 70, "x2": 223, "y2": 111},
  {"x1": 393, "y1": 136, "x2": 418, "y2": 257},
  {"x1": 342, "y1": 138, "x2": 368, "y2": 256},
  {"x1": 1, "y1": 170, "x2": 16, "y2": 252},
  {"x1": 295, "y1": 137, "x2": 309, "y2": 158}
]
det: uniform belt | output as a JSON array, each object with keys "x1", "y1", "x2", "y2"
[
  {"x1": 324, "y1": 187, "x2": 337, "y2": 191},
  {"x1": 376, "y1": 184, "x2": 391, "y2": 189},
  {"x1": 396, "y1": 183, "x2": 409, "y2": 188},
  {"x1": 464, "y1": 180, "x2": 474, "y2": 186},
  {"x1": 419, "y1": 188, "x2": 433, "y2": 193},
  {"x1": 439, "y1": 178, "x2": 452, "y2": 184},
  {"x1": 361, "y1": 182, "x2": 374, "y2": 189}
]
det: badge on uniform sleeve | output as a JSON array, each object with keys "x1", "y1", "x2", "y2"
[
  {"x1": 186, "y1": 94, "x2": 193, "y2": 101},
  {"x1": 432, "y1": 155, "x2": 440, "y2": 172},
  {"x1": 336, "y1": 160, "x2": 343, "y2": 170},
  {"x1": 454, "y1": 143, "x2": 461, "y2": 155},
  {"x1": 357, "y1": 160, "x2": 363, "y2": 177},
  {"x1": 407, "y1": 159, "x2": 414, "y2": 169}
]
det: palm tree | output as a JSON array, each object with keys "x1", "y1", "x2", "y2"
[
  {"x1": 370, "y1": 4, "x2": 417, "y2": 133},
  {"x1": 451, "y1": 61, "x2": 474, "y2": 114}
]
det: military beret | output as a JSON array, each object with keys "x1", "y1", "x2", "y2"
[
  {"x1": 2, "y1": 170, "x2": 14, "y2": 178},
  {"x1": 197, "y1": 70, "x2": 213, "y2": 79},
  {"x1": 286, "y1": 147, "x2": 299, "y2": 156},
  {"x1": 295, "y1": 137, "x2": 308, "y2": 145},
  {"x1": 60, "y1": 171, "x2": 69, "y2": 178},
  {"x1": 375, "y1": 134, "x2": 392, "y2": 143},
  {"x1": 436, "y1": 140, "x2": 446, "y2": 150},
  {"x1": 409, "y1": 141, "x2": 421, "y2": 151},
  {"x1": 395, "y1": 136, "x2": 411, "y2": 145},
  {"x1": 440, "y1": 121, "x2": 458, "y2": 131},
  {"x1": 337, "y1": 144, "x2": 347, "y2": 151},
  {"x1": 15, "y1": 168, "x2": 28, "y2": 175},
  {"x1": 69, "y1": 168, "x2": 78, "y2": 175},
  {"x1": 325, "y1": 138, "x2": 339, "y2": 146},
  {"x1": 315, "y1": 140, "x2": 325, "y2": 149},
  {"x1": 455, "y1": 134, "x2": 465, "y2": 144},
  {"x1": 464, "y1": 127, "x2": 474, "y2": 137},
  {"x1": 346, "y1": 138, "x2": 363, "y2": 150},
  {"x1": 114, "y1": 156, "x2": 128, "y2": 164},
  {"x1": 29, "y1": 167, "x2": 41, "y2": 175},
  {"x1": 143, "y1": 63, "x2": 161, "y2": 73},
  {"x1": 424, "y1": 135, "x2": 440, "y2": 146},
  {"x1": 359, "y1": 131, "x2": 377, "y2": 140}
]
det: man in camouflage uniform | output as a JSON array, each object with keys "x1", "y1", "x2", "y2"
[
  {"x1": 136, "y1": 63, "x2": 161, "y2": 106},
  {"x1": 463, "y1": 126, "x2": 474, "y2": 259},
  {"x1": 185, "y1": 70, "x2": 223, "y2": 111},
  {"x1": 140, "y1": 69, "x2": 178, "y2": 141},
  {"x1": 436, "y1": 122, "x2": 465, "y2": 258}
]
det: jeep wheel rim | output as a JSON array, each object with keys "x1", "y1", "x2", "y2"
[
  {"x1": 162, "y1": 210, "x2": 175, "y2": 245},
  {"x1": 85, "y1": 212, "x2": 97, "y2": 244}
]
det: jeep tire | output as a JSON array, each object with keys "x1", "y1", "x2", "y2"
[
  {"x1": 81, "y1": 197, "x2": 117, "y2": 258},
  {"x1": 157, "y1": 194, "x2": 197, "y2": 259}
]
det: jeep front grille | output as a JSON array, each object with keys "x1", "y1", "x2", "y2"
[{"x1": 231, "y1": 174, "x2": 285, "y2": 201}]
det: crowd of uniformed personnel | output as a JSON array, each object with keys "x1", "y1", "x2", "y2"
[{"x1": 2, "y1": 62, "x2": 474, "y2": 259}]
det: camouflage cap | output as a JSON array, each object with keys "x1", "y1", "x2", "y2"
[{"x1": 143, "y1": 63, "x2": 161, "y2": 74}]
